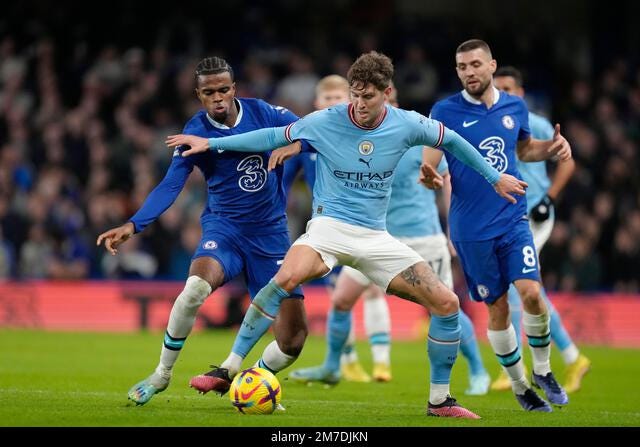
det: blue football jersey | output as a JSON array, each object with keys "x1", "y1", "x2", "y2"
[
  {"x1": 430, "y1": 88, "x2": 530, "y2": 241},
  {"x1": 517, "y1": 111, "x2": 554, "y2": 213},
  {"x1": 130, "y1": 98, "x2": 300, "y2": 234},
  {"x1": 285, "y1": 103, "x2": 446, "y2": 230},
  {"x1": 386, "y1": 147, "x2": 447, "y2": 238}
]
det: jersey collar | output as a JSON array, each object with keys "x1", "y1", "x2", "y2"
[
  {"x1": 461, "y1": 86, "x2": 500, "y2": 108},
  {"x1": 347, "y1": 103, "x2": 388, "y2": 130},
  {"x1": 206, "y1": 98, "x2": 244, "y2": 129}
]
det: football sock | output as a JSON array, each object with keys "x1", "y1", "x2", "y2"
[
  {"x1": 340, "y1": 324, "x2": 358, "y2": 364},
  {"x1": 365, "y1": 292, "x2": 391, "y2": 364},
  {"x1": 230, "y1": 280, "x2": 289, "y2": 358},
  {"x1": 523, "y1": 311, "x2": 551, "y2": 376},
  {"x1": 428, "y1": 312, "x2": 460, "y2": 404},
  {"x1": 158, "y1": 276, "x2": 212, "y2": 373},
  {"x1": 539, "y1": 287, "x2": 578, "y2": 362},
  {"x1": 255, "y1": 341, "x2": 297, "y2": 374},
  {"x1": 487, "y1": 325, "x2": 529, "y2": 394},
  {"x1": 323, "y1": 309, "x2": 351, "y2": 372},
  {"x1": 458, "y1": 309, "x2": 486, "y2": 376}
]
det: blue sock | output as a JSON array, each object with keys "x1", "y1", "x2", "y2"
[
  {"x1": 323, "y1": 309, "x2": 351, "y2": 373},
  {"x1": 458, "y1": 310, "x2": 486, "y2": 376},
  {"x1": 427, "y1": 312, "x2": 461, "y2": 384},
  {"x1": 507, "y1": 284, "x2": 523, "y2": 349},
  {"x1": 540, "y1": 287, "x2": 572, "y2": 350},
  {"x1": 231, "y1": 280, "x2": 289, "y2": 357}
]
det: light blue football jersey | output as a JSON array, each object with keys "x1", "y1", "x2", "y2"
[
  {"x1": 517, "y1": 111, "x2": 553, "y2": 213},
  {"x1": 206, "y1": 102, "x2": 501, "y2": 231},
  {"x1": 286, "y1": 103, "x2": 448, "y2": 230},
  {"x1": 430, "y1": 88, "x2": 530, "y2": 241},
  {"x1": 386, "y1": 147, "x2": 448, "y2": 237}
]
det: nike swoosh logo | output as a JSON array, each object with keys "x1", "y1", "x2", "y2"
[
  {"x1": 522, "y1": 267, "x2": 537, "y2": 274},
  {"x1": 240, "y1": 384, "x2": 262, "y2": 400},
  {"x1": 462, "y1": 120, "x2": 479, "y2": 127}
]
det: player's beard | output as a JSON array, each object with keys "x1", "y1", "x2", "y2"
[{"x1": 465, "y1": 77, "x2": 491, "y2": 99}]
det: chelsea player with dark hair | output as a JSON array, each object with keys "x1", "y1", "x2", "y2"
[
  {"x1": 424, "y1": 39, "x2": 572, "y2": 412},
  {"x1": 97, "y1": 56, "x2": 309, "y2": 406}
]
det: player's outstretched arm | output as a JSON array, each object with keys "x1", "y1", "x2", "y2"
[
  {"x1": 167, "y1": 126, "x2": 291, "y2": 157},
  {"x1": 96, "y1": 222, "x2": 135, "y2": 255}
]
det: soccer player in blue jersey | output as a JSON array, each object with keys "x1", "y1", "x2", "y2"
[
  {"x1": 288, "y1": 147, "x2": 492, "y2": 396},
  {"x1": 491, "y1": 66, "x2": 591, "y2": 393},
  {"x1": 167, "y1": 51, "x2": 527, "y2": 418},
  {"x1": 96, "y1": 57, "x2": 309, "y2": 406},
  {"x1": 424, "y1": 39, "x2": 572, "y2": 412}
]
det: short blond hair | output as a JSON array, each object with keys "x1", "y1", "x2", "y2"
[{"x1": 315, "y1": 74, "x2": 349, "y2": 96}]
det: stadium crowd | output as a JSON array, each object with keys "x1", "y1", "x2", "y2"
[{"x1": 0, "y1": 2, "x2": 638, "y2": 292}]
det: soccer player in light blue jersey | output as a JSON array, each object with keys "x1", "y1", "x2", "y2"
[
  {"x1": 288, "y1": 86, "x2": 491, "y2": 396},
  {"x1": 492, "y1": 66, "x2": 591, "y2": 393},
  {"x1": 289, "y1": 147, "x2": 492, "y2": 395},
  {"x1": 168, "y1": 51, "x2": 527, "y2": 418},
  {"x1": 286, "y1": 74, "x2": 392, "y2": 385},
  {"x1": 97, "y1": 57, "x2": 308, "y2": 406},
  {"x1": 425, "y1": 40, "x2": 572, "y2": 412}
]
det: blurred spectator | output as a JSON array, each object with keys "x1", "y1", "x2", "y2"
[{"x1": 0, "y1": 3, "x2": 636, "y2": 293}]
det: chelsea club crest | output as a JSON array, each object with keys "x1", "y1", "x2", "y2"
[{"x1": 502, "y1": 115, "x2": 515, "y2": 129}]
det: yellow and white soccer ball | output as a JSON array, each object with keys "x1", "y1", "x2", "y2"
[{"x1": 229, "y1": 367, "x2": 282, "y2": 414}]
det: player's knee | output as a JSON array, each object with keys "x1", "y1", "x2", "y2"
[
  {"x1": 332, "y1": 293, "x2": 357, "y2": 311},
  {"x1": 432, "y1": 289, "x2": 459, "y2": 316},
  {"x1": 176, "y1": 275, "x2": 212, "y2": 310},
  {"x1": 519, "y1": 282, "x2": 542, "y2": 310},
  {"x1": 274, "y1": 269, "x2": 305, "y2": 292}
]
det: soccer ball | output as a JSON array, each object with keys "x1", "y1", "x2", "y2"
[{"x1": 229, "y1": 367, "x2": 282, "y2": 414}]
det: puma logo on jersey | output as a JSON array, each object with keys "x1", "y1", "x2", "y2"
[
  {"x1": 462, "y1": 120, "x2": 479, "y2": 127},
  {"x1": 358, "y1": 158, "x2": 372, "y2": 168}
]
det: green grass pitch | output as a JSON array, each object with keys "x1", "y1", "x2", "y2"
[{"x1": 1, "y1": 328, "x2": 639, "y2": 427}]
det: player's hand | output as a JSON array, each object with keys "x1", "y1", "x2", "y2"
[
  {"x1": 165, "y1": 134, "x2": 210, "y2": 156},
  {"x1": 96, "y1": 222, "x2": 135, "y2": 255},
  {"x1": 530, "y1": 194, "x2": 554, "y2": 222},
  {"x1": 494, "y1": 174, "x2": 528, "y2": 204},
  {"x1": 547, "y1": 124, "x2": 572, "y2": 161},
  {"x1": 419, "y1": 162, "x2": 443, "y2": 190},
  {"x1": 268, "y1": 142, "x2": 301, "y2": 171}
]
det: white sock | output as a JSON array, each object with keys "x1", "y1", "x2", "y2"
[
  {"x1": 487, "y1": 325, "x2": 529, "y2": 394},
  {"x1": 523, "y1": 311, "x2": 551, "y2": 376},
  {"x1": 429, "y1": 383, "x2": 450, "y2": 405},
  {"x1": 364, "y1": 292, "x2": 391, "y2": 336},
  {"x1": 221, "y1": 352, "x2": 244, "y2": 379},
  {"x1": 256, "y1": 340, "x2": 297, "y2": 373},
  {"x1": 364, "y1": 292, "x2": 391, "y2": 364},
  {"x1": 158, "y1": 276, "x2": 211, "y2": 372},
  {"x1": 561, "y1": 344, "x2": 579, "y2": 365},
  {"x1": 371, "y1": 345, "x2": 390, "y2": 365}
]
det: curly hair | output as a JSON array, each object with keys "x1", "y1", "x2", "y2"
[{"x1": 347, "y1": 51, "x2": 394, "y2": 91}]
